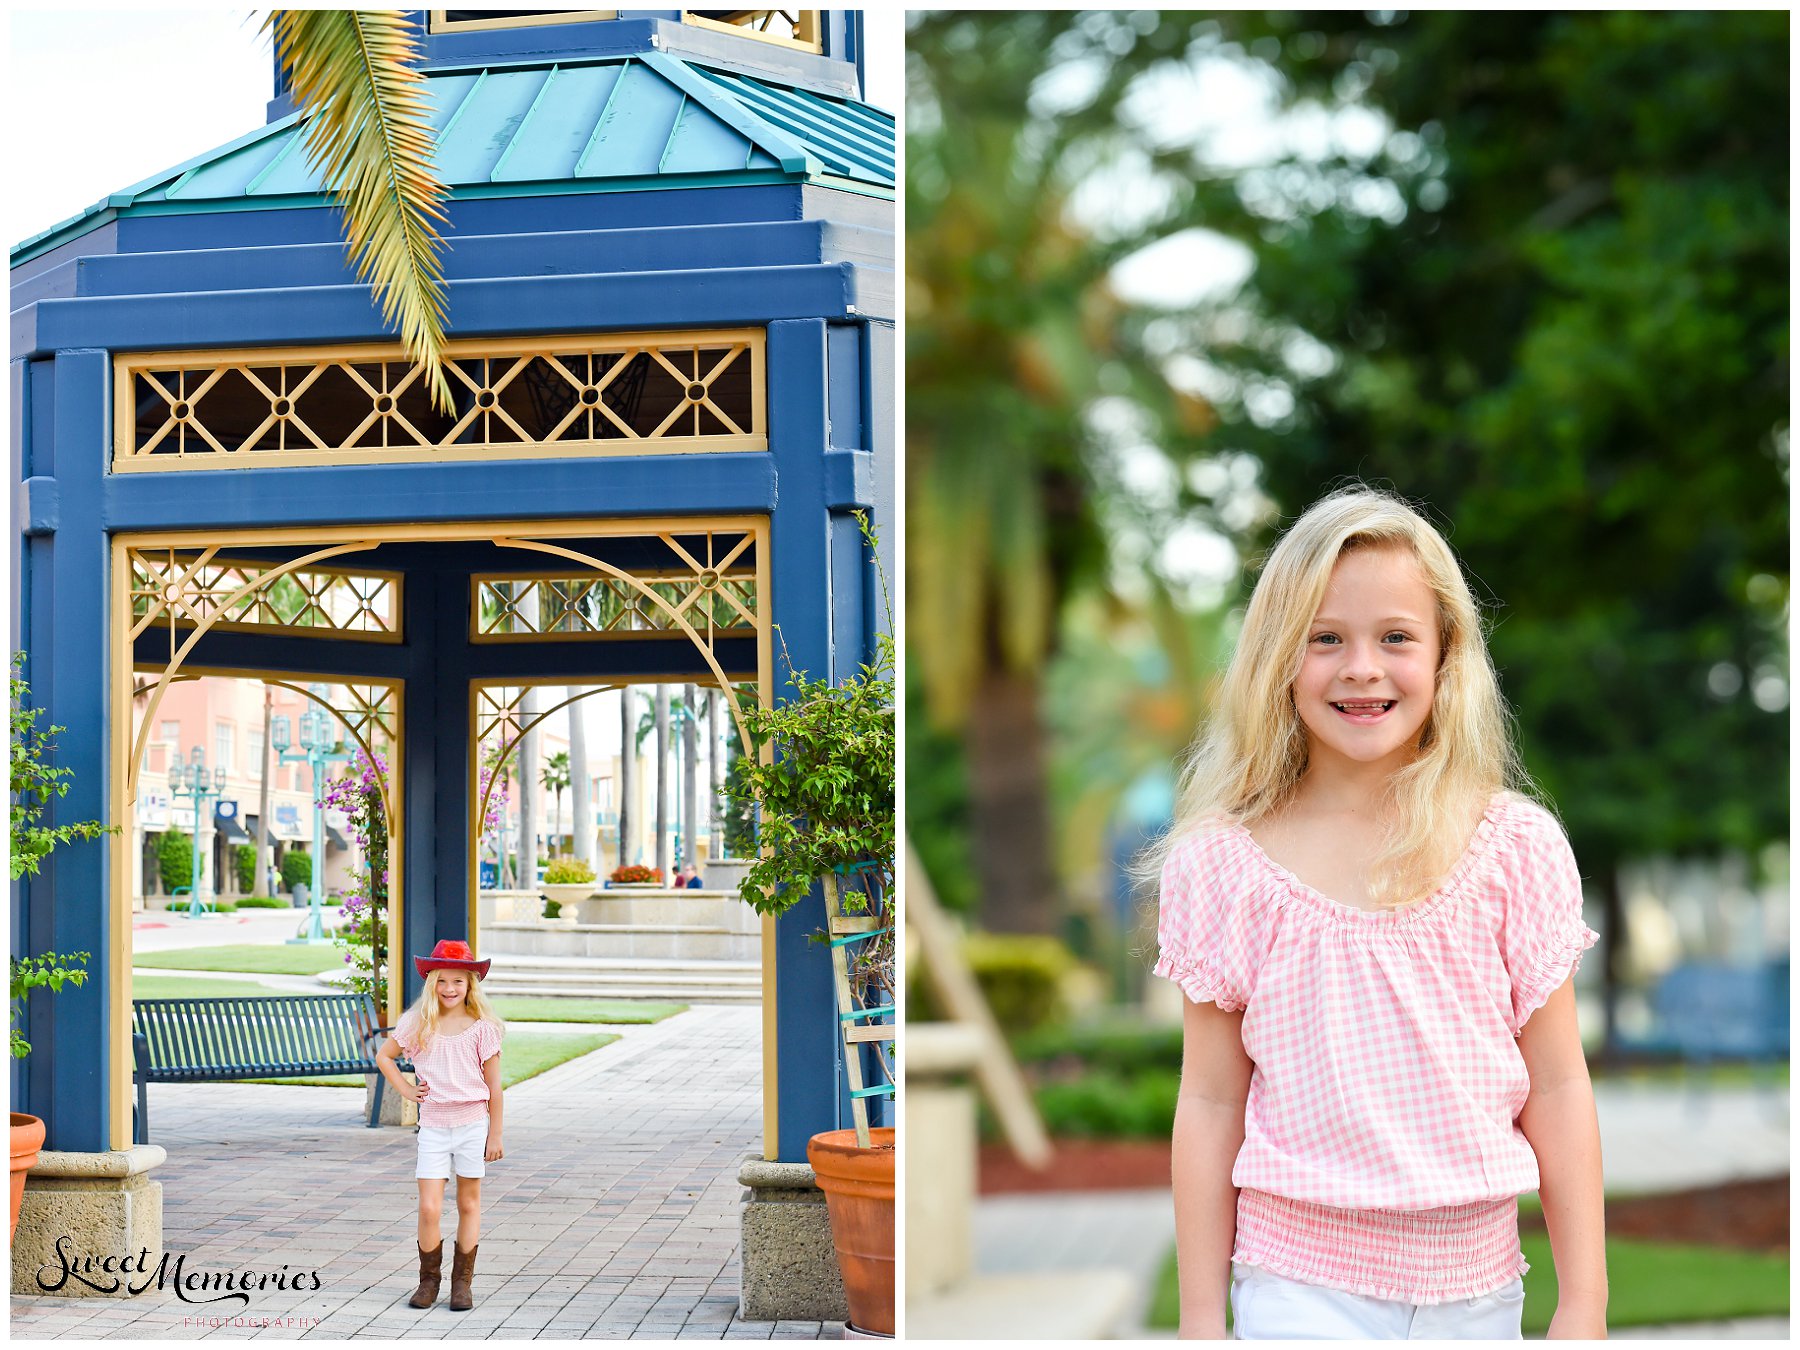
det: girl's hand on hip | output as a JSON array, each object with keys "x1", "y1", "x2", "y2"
[
  {"x1": 398, "y1": 1078, "x2": 429, "y2": 1105},
  {"x1": 485, "y1": 1134, "x2": 504, "y2": 1162}
]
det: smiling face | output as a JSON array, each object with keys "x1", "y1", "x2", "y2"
[
  {"x1": 1294, "y1": 545, "x2": 1442, "y2": 780},
  {"x1": 434, "y1": 970, "x2": 470, "y2": 1012}
]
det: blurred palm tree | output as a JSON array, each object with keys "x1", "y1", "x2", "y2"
[
  {"x1": 907, "y1": 12, "x2": 1228, "y2": 933},
  {"x1": 265, "y1": 10, "x2": 453, "y2": 412}
]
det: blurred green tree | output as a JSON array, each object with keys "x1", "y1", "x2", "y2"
[
  {"x1": 907, "y1": 11, "x2": 1232, "y2": 933},
  {"x1": 1181, "y1": 10, "x2": 1789, "y2": 1047}
]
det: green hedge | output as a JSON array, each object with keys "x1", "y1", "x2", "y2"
[
  {"x1": 911, "y1": 932, "x2": 1076, "y2": 1035},
  {"x1": 232, "y1": 843, "x2": 256, "y2": 892},
  {"x1": 279, "y1": 849, "x2": 314, "y2": 892},
  {"x1": 157, "y1": 830, "x2": 195, "y2": 892}
]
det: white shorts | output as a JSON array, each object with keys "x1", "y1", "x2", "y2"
[
  {"x1": 1231, "y1": 1262, "x2": 1525, "y2": 1340},
  {"x1": 415, "y1": 1120, "x2": 490, "y2": 1180}
]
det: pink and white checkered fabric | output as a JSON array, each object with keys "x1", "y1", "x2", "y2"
[
  {"x1": 1156, "y1": 794, "x2": 1598, "y2": 1303},
  {"x1": 394, "y1": 1011, "x2": 504, "y2": 1128}
]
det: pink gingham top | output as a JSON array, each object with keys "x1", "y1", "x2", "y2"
[
  {"x1": 393, "y1": 1011, "x2": 504, "y2": 1129},
  {"x1": 1156, "y1": 794, "x2": 1598, "y2": 1304}
]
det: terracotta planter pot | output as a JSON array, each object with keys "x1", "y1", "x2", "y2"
[
  {"x1": 807, "y1": 1127, "x2": 895, "y2": 1337},
  {"x1": 11, "y1": 1112, "x2": 45, "y2": 1241}
]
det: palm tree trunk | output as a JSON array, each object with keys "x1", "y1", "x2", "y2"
[
  {"x1": 707, "y1": 691, "x2": 722, "y2": 862},
  {"x1": 518, "y1": 685, "x2": 539, "y2": 889},
  {"x1": 655, "y1": 686, "x2": 671, "y2": 879},
  {"x1": 682, "y1": 684, "x2": 699, "y2": 868},
  {"x1": 618, "y1": 688, "x2": 635, "y2": 868},
  {"x1": 968, "y1": 667, "x2": 1060, "y2": 935},
  {"x1": 254, "y1": 682, "x2": 275, "y2": 898},
  {"x1": 569, "y1": 686, "x2": 592, "y2": 867}
]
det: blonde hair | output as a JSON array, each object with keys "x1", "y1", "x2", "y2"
[
  {"x1": 408, "y1": 968, "x2": 504, "y2": 1054},
  {"x1": 1154, "y1": 486, "x2": 1532, "y2": 907}
]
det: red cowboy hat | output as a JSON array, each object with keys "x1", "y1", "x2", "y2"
[{"x1": 415, "y1": 939, "x2": 491, "y2": 982}]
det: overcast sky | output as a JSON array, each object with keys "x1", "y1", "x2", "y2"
[{"x1": 6, "y1": 8, "x2": 904, "y2": 251}]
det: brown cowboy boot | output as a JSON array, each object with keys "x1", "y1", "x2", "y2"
[
  {"x1": 408, "y1": 1242, "x2": 442, "y2": 1308},
  {"x1": 448, "y1": 1242, "x2": 478, "y2": 1311}
]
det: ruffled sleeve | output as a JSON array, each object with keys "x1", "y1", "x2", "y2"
[
  {"x1": 475, "y1": 1019, "x2": 504, "y2": 1065},
  {"x1": 1498, "y1": 802, "x2": 1600, "y2": 1033},
  {"x1": 1152, "y1": 827, "x2": 1273, "y2": 1012},
  {"x1": 393, "y1": 1008, "x2": 421, "y2": 1057}
]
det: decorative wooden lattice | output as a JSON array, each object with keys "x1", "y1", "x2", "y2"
[
  {"x1": 129, "y1": 550, "x2": 401, "y2": 643},
  {"x1": 334, "y1": 683, "x2": 399, "y2": 752},
  {"x1": 474, "y1": 531, "x2": 756, "y2": 647},
  {"x1": 113, "y1": 331, "x2": 766, "y2": 471},
  {"x1": 686, "y1": 10, "x2": 822, "y2": 51},
  {"x1": 473, "y1": 686, "x2": 527, "y2": 751}
]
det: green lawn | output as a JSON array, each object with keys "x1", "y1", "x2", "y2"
[
  {"x1": 489, "y1": 996, "x2": 684, "y2": 1024},
  {"x1": 242, "y1": 1030, "x2": 619, "y2": 1089},
  {"x1": 129, "y1": 974, "x2": 631, "y2": 1088},
  {"x1": 1148, "y1": 1235, "x2": 1788, "y2": 1334},
  {"x1": 131, "y1": 972, "x2": 684, "y2": 1026},
  {"x1": 133, "y1": 945, "x2": 346, "y2": 976}
]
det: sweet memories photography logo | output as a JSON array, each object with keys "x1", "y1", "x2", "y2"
[{"x1": 34, "y1": 1236, "x2": 324, "y2": 1306}]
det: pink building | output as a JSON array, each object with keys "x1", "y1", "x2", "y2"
[{"x1": 132, "y1": 676, "x2": 362, "y2": 907}]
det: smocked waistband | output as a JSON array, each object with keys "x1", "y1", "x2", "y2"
[{"x1": 1233, "y1": 1189, "x2": 1527, "y2": 1306}]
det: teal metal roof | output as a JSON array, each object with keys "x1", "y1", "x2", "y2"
[{"x1": 12, "y1": 53, "x2": 893, "y2": 262}]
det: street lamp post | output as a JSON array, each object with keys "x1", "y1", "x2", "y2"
[
  {"x1": 169, "y1": 747, "x2": 227, "y2": 920},
  {"x1": 271, "y1": 687, "x2": 351, "y2": 945}
]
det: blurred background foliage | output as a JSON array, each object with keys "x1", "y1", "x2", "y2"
[{"x1": 906, "y1": 10, "x2": 1787, "y2": 1051}]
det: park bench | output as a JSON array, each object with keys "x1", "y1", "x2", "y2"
[{"x1": 131, "y1": 993, "x2": 411, "y2": 1143}]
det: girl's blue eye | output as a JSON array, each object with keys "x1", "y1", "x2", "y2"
[
  {"x1": 1383, "y1": 632, "x2": 1410, "y2": 644},
  {"x1": 1312, "y1": 633, "x2": 1339, "y2": 645}
]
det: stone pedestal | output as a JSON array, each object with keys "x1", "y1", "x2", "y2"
[
  {"x1": 12, "y1": 1145, "x2": 166, "y2": 1297},
  {"x1": 904, "y1": 1022, "x2": 982, "y2": 1301},
  {"x1": 365, "y1": 1073, "x2": 419, "y2": 1127},
  {"x1": 738, "y1": 1156, "x2": 848, "y2": 1322}
]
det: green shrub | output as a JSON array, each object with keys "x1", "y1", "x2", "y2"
[
  {"x1": 157, "y1": 830, "x2": 195, "y2": 892},
  {"x1": 1032, "y1": 1068, "x2": 1182, "y2": 1139},
  {"x1": 236, "y1": 896, "x2": 284, "y2": 909},
  {"x1": 542, "y1": 898, "x2": 563, "y2": 919},
  {"x1": 1014, "y1": 1018, "x2": 1185, "y2": 1072},
  {"x1": 279, "y1": 850, "x2": 314, "y2": 892},
  {"x1": 544, "y1": 854, "x2": 595, "y2": 885},
  {"x1": 911, "y1": 932, "x2": 1076, "y2": 1035},
  {"x1": 232, "y1": 844, "x2": 256, "y2": 892}
]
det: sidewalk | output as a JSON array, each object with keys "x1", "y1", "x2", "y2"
[
  {"x1": 12, "y1": 1005, "x2": 826, "y2": 1341},
  {"x1": 967, "y1": 1079, "x2": 1789, "y2": 1339}
]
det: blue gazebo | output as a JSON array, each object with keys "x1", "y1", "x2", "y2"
[{"x1": 11, "y1": 4, "x2": 891, "y2": 1224}]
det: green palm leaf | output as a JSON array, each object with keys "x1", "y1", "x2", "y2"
[{"x1": 267, "y1": 10, "x2": 453, "y2": 413}]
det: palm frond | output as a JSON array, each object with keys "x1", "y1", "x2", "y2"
[{"x1": 267, "y1": 10, "x2": 454, "y2": 413}]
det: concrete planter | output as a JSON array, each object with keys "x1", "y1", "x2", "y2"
[{"x1": 705, "y1": 858, "x2": 753, "y2": 897}]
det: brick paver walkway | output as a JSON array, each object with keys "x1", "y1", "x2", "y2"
[{"x1": 12, "y1": 1005, "x2": 829, "y2": 1340}]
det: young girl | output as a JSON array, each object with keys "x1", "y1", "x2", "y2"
[
  {"x1": 377, "y1": 939, "x2": 505, "y2": 1313},
  {"x1": 1154, "y1": 488, "x2": 1607, "y2": 1340}
]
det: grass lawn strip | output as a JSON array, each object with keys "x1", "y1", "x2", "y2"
[
  {"x1": 132, "y1": 971, "x2": 685, "y2": 1025},
  {"x1": 1148, "y1": 1235, "x2": 1788, "y2": 1332},
  {"x1": 241, "y1": 1031, "x2": 618, "y2": 1089},
  {"x1": 129, "y1": 975, "x2": 626, "y2": 1088},
  {"x1": 131, "y1": 945, "x2": 344, "y2": 976}
]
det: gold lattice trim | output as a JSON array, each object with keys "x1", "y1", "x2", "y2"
[
  {"x1": 113, "y1": 330, "x2": 767, "y2": 472},
  {"x1": 474, "y1": 530, "x2": 755, "y2": 646},
  {"x1": 129, "y1": 550, "x2": 401, "y2": 643},
  {"x1": 684, "y1": 10, "x2": 822, "y2": 51},
  {"x1": 336, "y1": 683, "x2": 399, "y2": 749},
  {"x1": 474, "y1": 685, "x2": 526, "y2": 749}
]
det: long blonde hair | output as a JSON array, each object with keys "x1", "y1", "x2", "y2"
[
  {"x1": 1154, "y1": 486, "x2": 1532, "y2": 907},
  {"x1": 409, "y1": 968, "x2": 504, "y2": 1054}
]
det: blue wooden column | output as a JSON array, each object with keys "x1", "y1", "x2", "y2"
[
  {"x1": 399, "y1": 565, "x2": 473, "y2": 1013},
  {"x1": 19, "y1": 351, "x2": 114, "y2": 1151}
]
